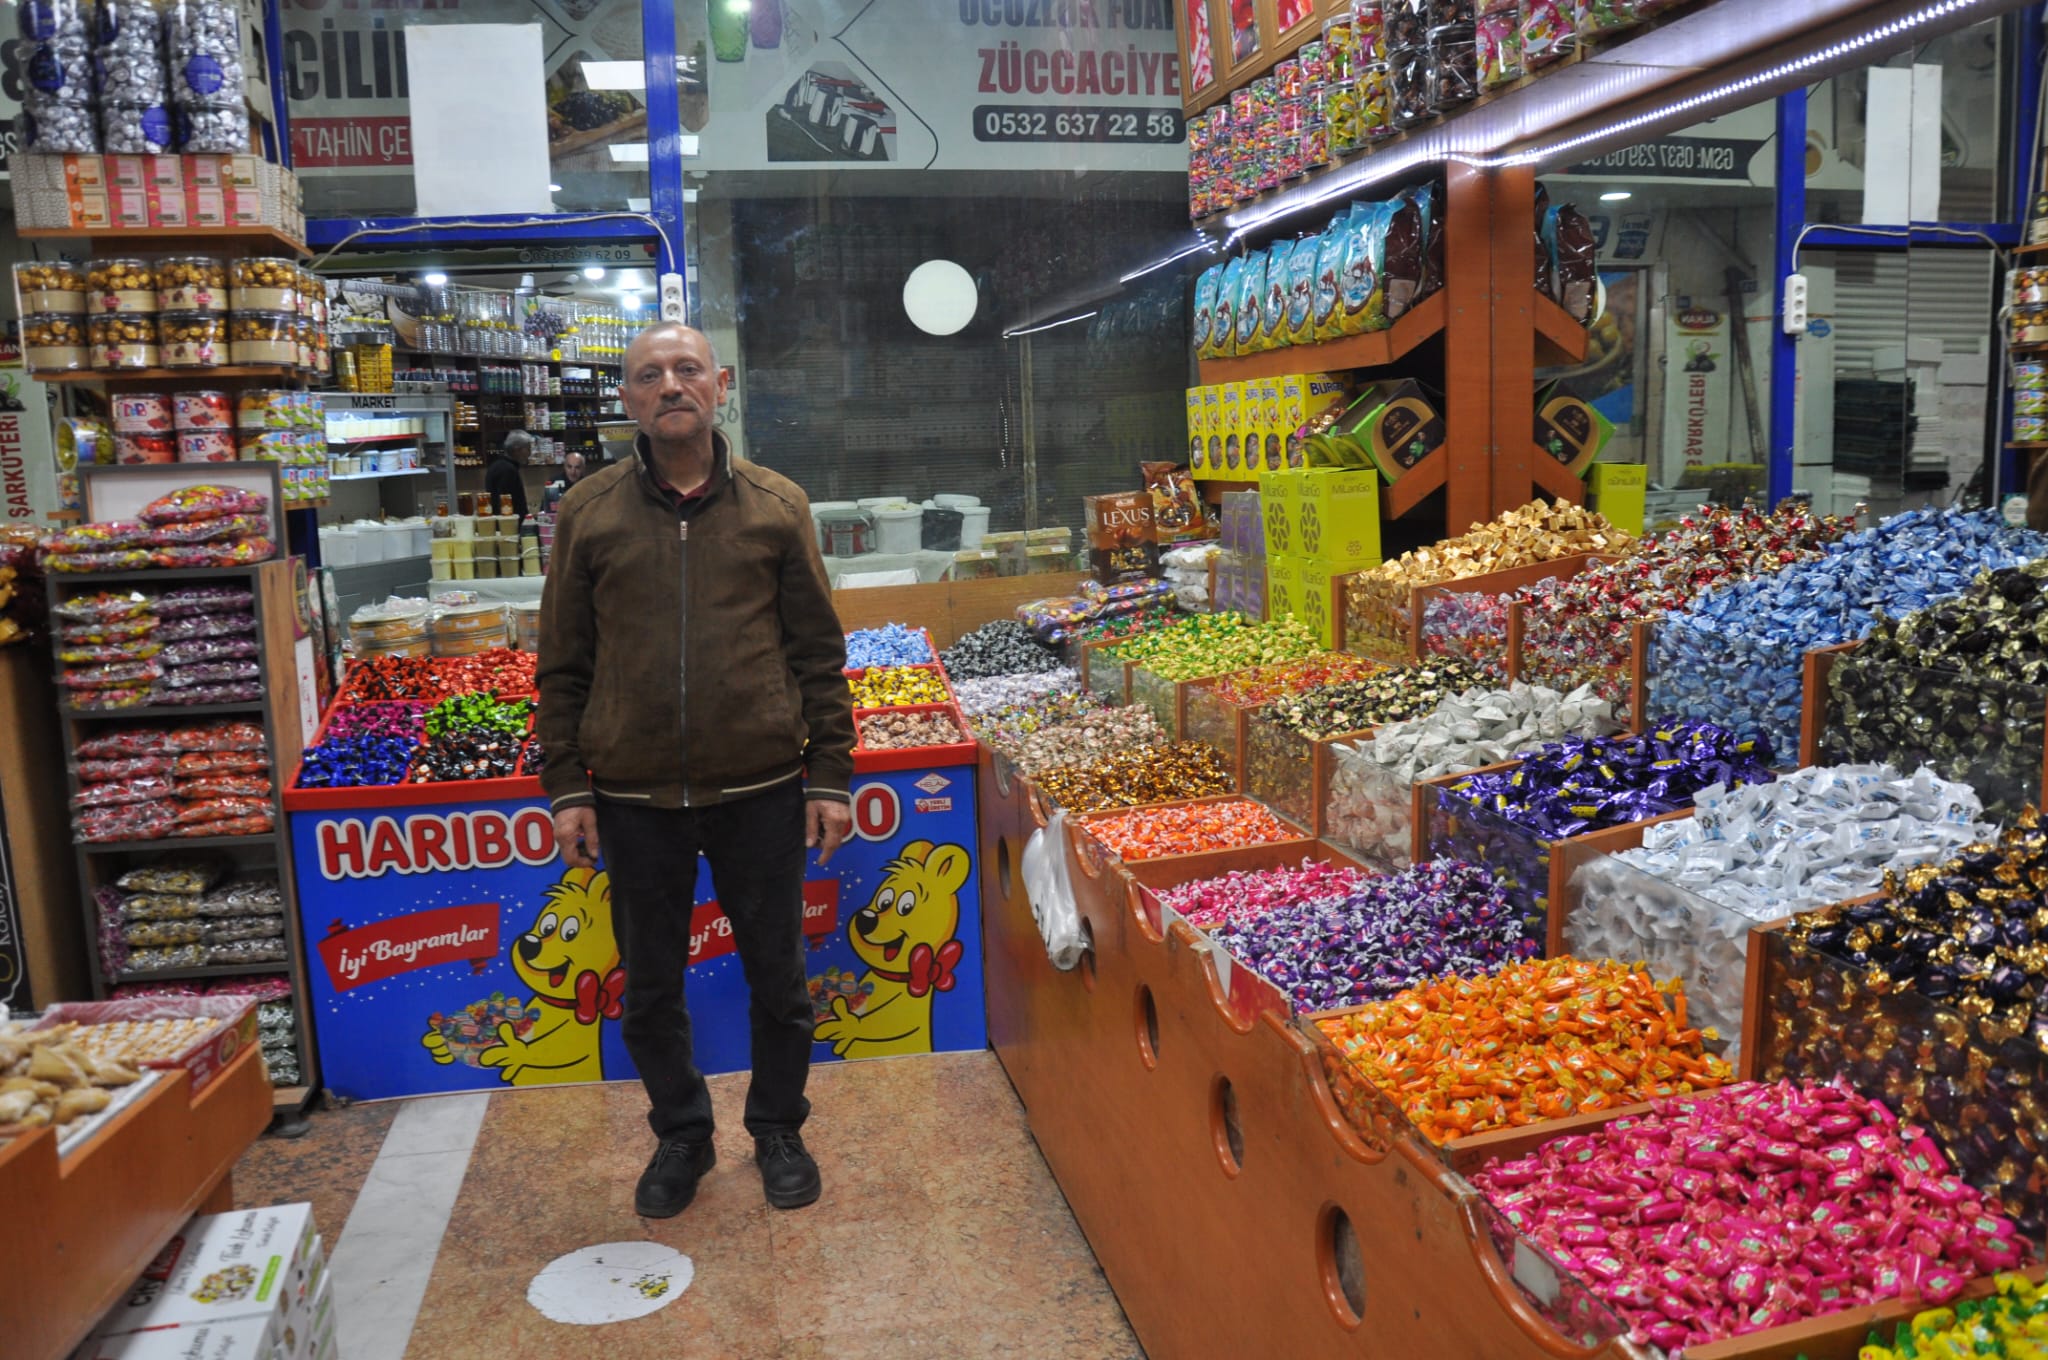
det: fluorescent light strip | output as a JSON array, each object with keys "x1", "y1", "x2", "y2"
[
  {"x1": 1118, "y1": 238, "x2": 1218, "y2": 284},
  {"x1": 1003, "y1": 310, "x2": 1098, "y2": 339},
  {"x1": 1222, "y1": 0, "x2": 2000, "y2": 238}
]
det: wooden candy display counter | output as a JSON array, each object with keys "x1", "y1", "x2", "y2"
[
  {"x1": 0, "y1": 1045, "x2": 272, "y2": 1360},
  {"x1": 982, "y1": 751, "x2": 1994, "y2": 1360}
]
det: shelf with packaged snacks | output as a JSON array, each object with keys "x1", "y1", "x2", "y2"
[
  {"x1": 36, "y1": 364, "x2": 307, "y2": 385},
  {"x1": 17, "y1": 223, "x2": 310, "y2": 254},
  {"x1": 1197, "y1": 291, "x2": 1447, "y2": 385}
]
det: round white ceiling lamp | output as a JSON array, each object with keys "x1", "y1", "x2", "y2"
[{"x1": 903, "y1": 260, "x2": 977, "y2": 336}]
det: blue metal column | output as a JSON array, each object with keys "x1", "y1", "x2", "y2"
[
  {"x1": 1769, "y1": 89, "x2": 1807, "y2": 508},
  {"x1": 2001, "y1": 4, "x2": 2046, "y2": 502},
  {"x1": 643, "y1": 0, "x2": 687, "y2": 282},
  {"x1": 262, "y1": 0, "x2": 291, "y2": 166}
]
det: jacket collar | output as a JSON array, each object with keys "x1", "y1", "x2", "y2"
[{"x1": 633, "y1": 428, "x2": 733, "y2": 504}]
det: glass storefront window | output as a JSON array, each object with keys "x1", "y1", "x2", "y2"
[{"x1": 283, "y1": 0, "x2": 654, "y2": 217}]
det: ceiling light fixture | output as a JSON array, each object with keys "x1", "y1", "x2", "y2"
[
  {"x1": 583, "y1": 265, "x2": 606, "y2": 280},
  {"x1": 1600, "y1": 190, "x2": 1633, "y2": 201},
  {"x1": 423, "y1": 271, "x2": 448, "y2": 286},
  {"x1": 1002, "y1": 310, "x2": 1097, "y2": 340}
]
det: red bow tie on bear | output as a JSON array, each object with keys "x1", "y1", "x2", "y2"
[
  {"x1": 880, "y1": 940, "x2": 962, "y2": 998},
  {"x1": 573, "y1": 967, "x2": 625, "y2": 1023}
]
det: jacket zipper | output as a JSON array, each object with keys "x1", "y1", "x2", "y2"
[{"x1": 688, "y1": 516, "x2": 696, "y2": 802}]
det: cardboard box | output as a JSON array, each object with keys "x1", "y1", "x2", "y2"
[
  {"x1": 67, "y1": 185, "x2": 112, "y2": 230},
  {"x1": 109, "y1": 185, "x2": 152, "y2": 229},
  {"x1": 92, "y1": 1203, "x2": 318, "y2": 1336},
  {"x1": 1199, "y1": 385, "x2": 1223, "y2": 482},
  {"x1": 1217, "y1": 384, "x2": 1244, "y2": 478},
  {"x1": 1589, "y1": 461, "x2": 1647, "y2": 537},
  {"x1": 1252, "y1": 375, "x2": 1286, "y2": 480},
  {"x1": 1260, "y1": 469, "x2": 1301, "y2": 559},
  {"x1": 1340, "y1": 380, "x2": 1444, "y2": 484},
  {"x1": 79, "y1": 1315, "x2": 285, "y2": 1359},
  {"x1": 1083, "y1": 491, "x2": 1159, "y2": 585},
  {"x1": 188, "y1": 184, "x2": 229, "y2": 228},
  {"x1": 1279, "y1": 372, "x2": 1346, "y2": 471},
  {"x1": 1265, "y1": 554, "x2": 1308, "y2": 624},
  {"x1": 1297, "y1": 559, "x2": 1342, "y2": 648},
  {"x1": 1296, "y1": 468, "x2": 1381, "y2": 569},
  {"x1": 1536, "y1": 385, "x2": 1615, "y2": 479},
  {"x1": 106, "y1": 154, "x2": 151, "y2": 189},
  {"x1": 1185, "y1": 387, "x2": 1207, "y2": 480}
]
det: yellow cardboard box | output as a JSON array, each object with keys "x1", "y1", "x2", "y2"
[
  {"x1": 1279, "y1": 372, "x2": 1347, "y2": 471},
  {"x1": 1252, "y1": 375, "x2": 1285, "y2": 480},
  {"x1": 1296, "y1": 559, "x2": 1342, "y2": 649},
  {"x1": 1185, "y1": 387, "x2": 1207, "y2": 480},
  {"x1": 1265, "y1": 555, "x2": 1308, "y2": 626},
  {"x1": 1296, "y1": 468, "x2": 1382, "y2": 570},
  {"x1": 1260, "y1": 469, "x2": 1302, "y2": 559},
  {"x1": 1590, "y1": 461, "x2": 1647, "y2": 537},
  {"x1": 1201, "y1": 385, "x2": 1224, "y2": 482},
  {"x1": 1219, "y1": 383, "x2": 1246, "y2": 479}
]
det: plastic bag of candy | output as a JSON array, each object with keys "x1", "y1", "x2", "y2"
[
  {"x1": 60, "y1": 615, "x2": 159, "y2": 644},
  {"x1": 52, "y1": 591, "x2": 153, "y2": 624},
  {"x1": 78, "y1": 727, "x2": 177, "y2": 759},
  {"x1": 154, "y1": 680, "x2": 263, "y2": 705},
  {"x1": 212, "y1": 976, "x2": 292, "y2": 1001},
  {"x1": 1578, "y1": 0, "x2": 1636, "y2": 35},
  {"x1": 139, "y1": 484, "x2": 269, "y2": 526},
  {"x1": 119, "y1": 893, "x2": 208, "y2": 921},
  {"x1": 167, "y1": 720, "x2": 265, "y2": 752},
  {"x1": 177, "y1": 773, "x2": 272, "y2": 800},
  {"x1": 203, "y1": 917, "x2": 283, "y2": 944},
  {"x1": 173, "y1": 751, "x2": 267, "y2": 776},
  {"x1": 161, "y1": 636, "x2": 258, "y2": 666},
  {"x1": 69, "y1": 685, "x2": 155, "y2": 712},
  {"x1": 60, "y1": 659, "x2": 163, "y2": 689},
  {"x1": 48, "y1": 548, "x2": 156, "y2": 574},
  {"x1": 150, "y1": 538, "x2": 275, "y2": 569},
  {"x1": 110, "y1": 982, "x2": 205, "y2": 999},
  {"x1": 117, "y1": 855, "x2": 229, "y2": 894},
  {"x1": 78, "y1": 755, "x2": 175, "y2": 783},
  {"x1": 175, "y1": 796, "x2": 270, "y2": 826},
  {"x1": 157, "y1": 660, "x2": 261, "y2": 688},
  {"x1": 199, "y1": 875, "x2": 283, "y2": 917},
  {"x1": 72, "y1": 774, "x2": 176, "y2": 809},
  {"x1": 148, "y1": 513, "x2": 270, "y2": 547},
  {"x1": 125, "y1": 944, "x2": 206, "y2": 972},
  {"x1": 43, "y1": 520, "x2": 155, "y2": 554},
  {"x1": 207, "y1": 938, "x2": 286, "y2": 964},
  {"x1": 58, "y1": 639, "x2": 163, "y2": 665},
  {"x1": 1522, "y1": 0, "x2": 1576, "y2": 64},
  {"x1": 158, "y1": 611, "x2": 256, "y2": 642},
  {"x1": 174, "y1": 814, "x2": 274, "y2": 840},
  {"x1": 154, "y1": 586, "x2": 254, "y2": 618},
  {"x1": 123, "y1": 919, "x2": 204, "y2": 947},
  {"x1": 77, "y1": 801, "x2": 179, "y2": 842}
]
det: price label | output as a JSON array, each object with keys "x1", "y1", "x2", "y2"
[{"x1": 973, "y1": 104, "x2": 1183, "y2": 144}]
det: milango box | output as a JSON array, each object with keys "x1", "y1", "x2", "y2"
[{"x1": 1084, "y1": 491, "x2": 1161, "y2": 585}]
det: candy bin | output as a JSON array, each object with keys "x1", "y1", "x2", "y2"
[
  {"x1": 89, "y1": 313, "x2": 159, "y2": 370},
  {"x1": 154, "y1": 255, "x2": 226, "y2": 312},
  {"x1": 87, "y1": 258, "x2": 156, "y2": 314},
  {"x1": 14, "y1": 260, "x2": 87, "y2": 313},
  {"x1": 158, "y1": 311, "x2": 225, "y2": 367},
  {"x1": 1422, "y1": 723, "x2": 1775, "y2": 952},
  {"x1": 1032, "y1": 743, "x2": 1235, "y2": 814},
  {"x1": 1645, "y1": 618, "x2": 1811, "y2": 758},
  {"x1": 24, "y1": 313, "x2": 89, "y2": 373},
  {"x1": 1821, "y1": 651, "x2": 2048, "y2": 819},
  {"x1": 1071, "y1": 796, "x2": 1308, "y2": 881}
]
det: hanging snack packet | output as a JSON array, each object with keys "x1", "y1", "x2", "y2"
[
  {"x1": 1193, "y1": 264, "x2": 1222, "y2": 359},
  {"x1": 1551, "y1": 203, "x2": 1600, "y2": 324},
  {"x1": 1382, "y1": 195, "x2": 1429, "y2": 322},
  {"x1": 1214, "y1": 256, "x2": 1245, "y2": 358},
  {"x1": 1285, "y1": 235, "x2": 1320, "y2": 346},
  {"x1": 1533, "y1": 182, "x2": 1555, "y2": 301},
  {"x1": 1234, "y1": 250, "x2": 1269, "y2": 354},
  {"x1": 1259, "y1": 240, "x2": 1296, "y2": 350},
  {"x1": 1340, "y1": 202, "x2": 1397, "y2": 335},
  {"x1": 1523, "y1": 0, "x2": 1577, "y2": 67},
  {"x1": 138, "y1": 483, "x2": 268, "y2": 525},
  {"x1": 1478, "y1": 0, "x2": 1526, "y2": 88},
  {"x1": 1579, "y1": 0, "x2": 1636, "y2": 38},
  {"x1": 1313, "y1": 220, "x2": 1349, "y2": 342}
]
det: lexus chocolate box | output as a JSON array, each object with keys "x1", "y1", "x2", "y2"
[{"x1": 1084, "y1": 491, "x2": 1161, "y2": 585}]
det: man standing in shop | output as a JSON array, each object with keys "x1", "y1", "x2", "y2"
[
  {"x1": 536, "y1": 322, "x2": 852, "y2": 1219},
  {"x1": 485, "y1": 430, "x2": 532, "y2": 521},
  {"x1": 540, "y1": 449, "x2": 587, "y2": 513}
]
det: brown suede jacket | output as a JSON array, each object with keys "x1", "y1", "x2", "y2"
[{"x1": 535, "y1": 430, "x2": 854, "y2": 811}]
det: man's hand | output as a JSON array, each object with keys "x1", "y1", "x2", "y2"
[
  {"x1": 554, "y1": 806, "x2": 601, "y2": 869},
  {"x1": 807, "y1": 797, "x2": 852, "y2": 865}
]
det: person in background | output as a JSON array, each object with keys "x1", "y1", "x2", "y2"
[
  {"x1": 540, "y1": 449, "x2": 587, "y2": 513},
  {"x1": 486, "y1": 430, "x2": 532, "y2": 521},
  {"x1": 536, "y1": 322, "x2": 854, "y2": 1220}
]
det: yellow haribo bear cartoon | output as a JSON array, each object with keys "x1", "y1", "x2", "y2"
[
  {"x1": 420, "y1": 866, "x2": 622, "y2": 1085},
  {"x1": 814, "y1": 840, "x2": 968, "y2": 1059}
]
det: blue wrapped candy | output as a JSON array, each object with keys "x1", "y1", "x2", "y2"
[
  {"x1": 1651, "y1": 508, "x2": 2048, "y2": 757},
  {"x1": 843, "y1": 622, "x2": 934, "y2": 670}
]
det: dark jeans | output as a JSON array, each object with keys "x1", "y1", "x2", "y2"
[{"x1": 596, "y1": 780, "x2": 814, "y2": 1143}]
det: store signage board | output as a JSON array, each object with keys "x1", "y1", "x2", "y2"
[
  {"x1": 0, "y1": 343, "x2": 60, "y2": 524},
  {"x1": 405, "y1": 24, "x2": 554, "y2": 216},
  {"x1": 1563, "y1": 137, "x2": 1769, "y2": 184},
  {"x1": 1658, "y1": 303, "x2": 1735, "y2": 485},
  {"x1": 288, "y1": 771, "x2": 987, "y2": 1102}
]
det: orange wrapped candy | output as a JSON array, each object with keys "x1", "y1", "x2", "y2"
[{"x1": 1314, "y1": 957, "x2": 1731, "y2": 1145}]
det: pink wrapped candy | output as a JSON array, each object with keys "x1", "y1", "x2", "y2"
[{"x1": 1470, "y1": 1080, "x2": 2027, "y2": 1352}]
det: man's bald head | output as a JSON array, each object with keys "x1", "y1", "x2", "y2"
[{"x1": 620, "y1": 322, "x2": 728, "y2": 452}]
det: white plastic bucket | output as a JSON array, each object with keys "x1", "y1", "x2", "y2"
[
  {"x1": 934, "y1": 494, "x2": 981, "y2": 509},
  {"x1": 956, "y1": 505, "x2": 990, "y2": 549},
  {"x1": 870, "y1": 505, "x2": 923, "y2": 555}
]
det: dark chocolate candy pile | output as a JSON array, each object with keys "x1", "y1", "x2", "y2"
[{"x1": 1826, "y1": 559, "x2": 2048, "y2": 817}]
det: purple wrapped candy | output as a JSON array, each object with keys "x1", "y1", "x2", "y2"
[
  {"x1": 151, "y1": 586, "x2": 255, "y2": 618},
  {"x1": 1208, "y1": 858, "x2": 1537, "y2": 1013}
]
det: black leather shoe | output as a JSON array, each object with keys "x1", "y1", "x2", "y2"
[
  {"x1": 635, "y1": 1138, "x2": 716, "y2": 1218},
  {"x1": 755, "y1": 1131, "x2": 821, "y2": 1209}
]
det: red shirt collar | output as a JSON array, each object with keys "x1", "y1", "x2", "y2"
[
  {"x1": 637, "y1": 432, "x2": 725, "y2": 509},
  {"x1": 649, "y1": 465, "x2": 711, "y2": 508}
]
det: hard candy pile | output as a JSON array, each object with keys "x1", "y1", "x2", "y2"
[
  {"x1": 1469, "y1": 1081, "x2": 2026, "y2": 1352},
  {"x1": 992, "y1": 704, "x2": 1169, "y2": 778},
  {"x1": 954, "y1": 668, "x2": 1085, "y2": 719},
  {"x1": 1325, "y1": 682, "x2": 1615, "y2": 867},
  {"x1": 848, "y1": 665, "x2": 950, "y2": 709},
  {"x1": 1079, "y1": 797, "x2": 1300, "y2": 861},
  {"x1": 1207, "y1": 859, "x2": 1536, "y2": 1012},
  {"x1": 1156, "y1": 858, "x2": 1374, "y2": 932},
  {"x1": 1257, "y1": 659, "x2": 1495, "y2": 740},
  {"x1": 1113, "y1": 612, "x2": 1322, "y2": 682},
  {"x1": 842, "y1": 622, "x2": 933, "y2": 670},
  {"x1": 1518, "y1": 503, "x2": 1852, "y2": 713},
  {"x1": 857, "y1": 710, "x2": 964, "y2": 751},
  {"x1": 1316, "y1": 958, "x2": 1732, "y2": 1144},
  {"x1": 1653, "y1": 507, "x2": 2045, "y2": 755},
  {"x1": 1205, "y1": 652, "x2": 1383, "y2": 706},
  {"x1": 1859, "y1": 1273, "x2": 2048, "y2": 1358},
  {"x1": 940, "y1": 620, "x2": 1063, "y2": 678},
  {"x1": 1032, "y1": 743, "x2": 1234, "y2": 814}
]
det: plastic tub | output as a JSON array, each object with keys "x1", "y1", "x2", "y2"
[
  {"x1": 857, "y1": 496, "x2": 908, "y2": 510},
  {"x1": 320, "y1": 527, "x2": 360, "y2": 566},
  {"x1": 957, "y1": 505, "x2": 990, "y2": 548},
  {"x1": 155, "y1": 255, "x2": 226, "y2": 312},
  {"x1": 230, "y1": 257, "x2": 300, "y2": 313},
  {"x1": 933, "y1": 493, "x2": 981, "y2": 509},
  {"x1": 14, "y1": 260, "x2": 86, "y2": 314},
  {"x1": 228, "y1": 311, "x2": 296, "y2": 365},
  {"x1": 89, "y1": 314, "x2": 157, "y2": 370},
  {"x1": 820, "y1": 509, "x2": 873, "y2": 557},
  {"x1": 158, "y1": 311, "x2": 224, "y2": 367},
  {"x1": 23, "y1": 313, "x2": 88, "y2": 372},
  {"x1": 871, "y1": 504, "x2": 923, "y2": 555},
  {"x1": 88, "y1": 258, "x2": 155, "y2": 314}
]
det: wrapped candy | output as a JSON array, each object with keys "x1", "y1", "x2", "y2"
[
  {"x1": 1031, "y1": 742, "x2": 1235, "y2": 814},
  {"x1": 842, "y1": 623, "x2": 933, "y2": 669},
  {"x1": 137, "y1": 483, "x2": 268, "y2": 525},
  {"x1": 940, "y1": 621, "x2": 1064, "y2": 679},
  {"x1": 43, "y1": 520, "x2": 154, "y2": 554},
  {"x1": 1158, "y1": 857, "x2": 1375, "y2": 932},
  {"x1": 1077, "y1": 797, "x2": 1300, "y2": 860},
  {"x1": 1470, "y1": 1081, "x2": 2025, "y2": 1352}
]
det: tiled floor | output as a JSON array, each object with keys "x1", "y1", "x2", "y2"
[{"x1": 232, "y1": 1051, "x2": 1144, "y2": 1360}]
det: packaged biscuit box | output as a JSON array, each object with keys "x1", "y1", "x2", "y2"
[{"x1": 1084, "y1": 491, "x2": 1161, "y2": 584}]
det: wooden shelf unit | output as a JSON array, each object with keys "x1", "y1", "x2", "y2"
[
  {"x1": 51, "y1": 561, "x2": 319, "y2": 1114},
  {"x1": 18, "y1": 223, "x2": 309, "y2": 255},
  {"x1": 38, "y1": 364, "x2": 305, "y2": 385}
]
